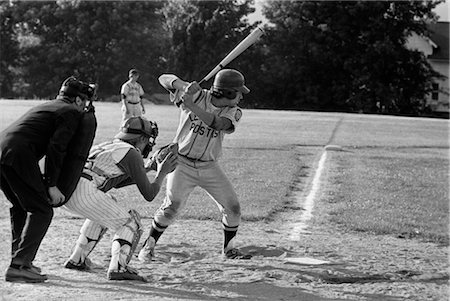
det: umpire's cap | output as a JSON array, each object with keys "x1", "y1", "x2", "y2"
[
  {"x1": 115, "y1": 117, "x2": 158, "y2": 141},
  {"x1": 59, "y1": 76, "x2": 96, "y2": 100},
  {"x1": 213, "y1": 69, "x2": 250, "y2": 94}
]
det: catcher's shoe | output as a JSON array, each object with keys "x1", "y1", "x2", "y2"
[
  {"x1": 63, "y1": 258, "x2": 92, "y2": 271},
  {"x1": 223, "y1": 248, "x2": 252, "y2": 260},
  {"x1": 138, "y1": 237, "x2": 156, "y2": 263},
  {"x1": 5, "y1": 265, "x2": 48, "y2": 283},
  {"x1": 107, "y1": 266, "x2": 147, "y2": 282}
]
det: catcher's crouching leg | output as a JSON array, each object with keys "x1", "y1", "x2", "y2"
[
  {"x1": 65, "y1": 220, "x2": 107, "y2": 271},
  {"x1": 107, "y1": 210, "x2": 146, "y2": 282}
]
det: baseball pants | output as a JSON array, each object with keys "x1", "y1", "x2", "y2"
[
  {"x1": 121, "y1": 103, "x2": 143, "y2": 123},
  {"x1": 153, "y1": 157, "x2": 241, "y2": 230},
  {"x1": 64, "y1": 177, "x2": 137, "y2": 243}
]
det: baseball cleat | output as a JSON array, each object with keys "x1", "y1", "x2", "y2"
[
  {"x1": 138, "y1": 237, "x2": 156, "y2": 263},
  {"x1": 63, "y1": 258, "x2": 92, "y2": 271},
  {"x1": 107, "y1": 266, "x2": 147, "y2": 282},
  {"x1": 223, "y1": 248, "x2": 252, "y2": 260},
  {"x1": 5, "y1": 265, "x2": 48, "y2": 283}
]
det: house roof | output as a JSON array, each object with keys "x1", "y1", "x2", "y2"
[{"x1": 428, "y1": 22, "x2": 449, "y2": 60}]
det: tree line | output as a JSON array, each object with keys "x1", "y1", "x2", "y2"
[{"x1": 0, "y1": 0, "x2": 443, "y2": 115}]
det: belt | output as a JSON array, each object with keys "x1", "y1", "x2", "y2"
[
  {"x1": 179, "y1": 154, "x2": 209, "y2": 163},
  {"x1": 127, "y1": 101, "x2": 140, "y2": 104},
  {"x1": 80, "y1": 172, "x2": 93, "y2": 181}
]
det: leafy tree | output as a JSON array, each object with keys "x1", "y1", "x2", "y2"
[
  {"x1": 9, "y1": 0, "x2": 167, "y2": 98},
  {"x1": 159, "y1": 0, "x2": 255, "y2": 84},
  {"x1": 0, "y1": 2, "x2": 20, "y2": 98},
  {"x1": 260, "y1": 0, "x2": 442, "y2": 114}
]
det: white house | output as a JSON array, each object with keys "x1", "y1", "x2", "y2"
[{"x1": 406, "y1": 22, "x2": 449, "y2": 116}]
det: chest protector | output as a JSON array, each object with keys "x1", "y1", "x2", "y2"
[{"x1": 84, "y1": 140, "x2": 134, "y2": 192}]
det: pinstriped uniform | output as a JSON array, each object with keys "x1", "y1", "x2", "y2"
[
  {"x1": 64, "y1": 141, "x2": 141, "y2": 242},
  {"x1": 153, "y1": 89, "x2": 243, "y2": 231}
]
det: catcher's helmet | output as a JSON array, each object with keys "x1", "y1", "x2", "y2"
[
  {"x1": 115, "y1": 117, "x2": 158, "y2": 157},
  {"x1": 115, "y1": 117, "x2": 158, "y2": 141},
  {"x1": 59, "y1": 76, "x2": 97, "y2": 100},
  {"x1": 212, "y1": 69, "x2": 250, "y2": 99}
]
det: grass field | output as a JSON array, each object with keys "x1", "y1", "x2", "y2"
[{"x1": 0, "y1": 99, "x2": 448, "y2": 245}]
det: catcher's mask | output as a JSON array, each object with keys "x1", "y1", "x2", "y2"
[
  {"x1": 211, "y1": 69, "x2": 250, "y2": 99},
  {"x1": 115, "y1": 117, "x2": 158, "y2": 158},
  {"x1": 59, "y1": 76, "x2": 97, "y2": 102}
]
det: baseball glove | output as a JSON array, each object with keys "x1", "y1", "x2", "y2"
[{"x1": 145, "y1": 143, "x2": 178, "y2": 171}]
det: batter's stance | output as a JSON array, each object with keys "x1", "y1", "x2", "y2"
[
  {"x1": 138, "y1": 69, "x2": 252, "y2": 262},
  {"x1": 63, "y1": 117, "x2": 177, "y2": 281}
]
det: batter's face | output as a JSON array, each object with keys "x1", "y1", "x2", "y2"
[{"x1": 228, "y1": 91, "x2": 243, "y2": 106}]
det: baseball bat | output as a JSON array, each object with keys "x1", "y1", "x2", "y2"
[
  {"x1": 176, "y1": 27, "x2": 264, "y2": 106},
  {"x1": 199, "y1": 26, "x2": 265, "y2": 84}
]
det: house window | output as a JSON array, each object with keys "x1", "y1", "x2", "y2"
[{"x1": 431, "y1": 83, "x2": 439, "y2": 101}]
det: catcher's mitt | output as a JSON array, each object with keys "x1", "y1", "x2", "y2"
[{"x1": 145, "y1": 143, "x2": 178, "y2": 171}]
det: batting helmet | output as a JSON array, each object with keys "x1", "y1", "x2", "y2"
[
  {"x1": 212, "y1": 69, "x2": 250, "y2": 99},
  {"x1": 59, "y1": 76, "x2": 97, "y2": 101}
]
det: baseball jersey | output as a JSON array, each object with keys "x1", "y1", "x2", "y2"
[
  {"x1": 83, "y1": 140, "x2": 159, "y2": 201},
  {"x1": 121, "y1": 80, "x2": 144, "y2": 104},
  {"x1": 170, "y1": 89, "x2": 242, "y2": 162}
]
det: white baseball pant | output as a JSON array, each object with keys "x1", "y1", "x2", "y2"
[{"x1": 153, "y1": 157, "x2": 241, "y2": 230}]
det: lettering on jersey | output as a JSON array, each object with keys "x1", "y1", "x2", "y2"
[
  {"x1": 235, "y1": 109, "x2": 242, "y2": 122},
  {"x1": 190, "y1": 122, "x2": 219, "y2": 138},
  {"x1": 189, "y1": 114, "x2": 200, "y2": 122}
]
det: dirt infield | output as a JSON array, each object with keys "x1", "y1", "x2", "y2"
[{"x1": 0, "y1": 208, "x2": 448, "y2": 301}]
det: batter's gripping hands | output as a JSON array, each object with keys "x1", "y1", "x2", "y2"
[{"x1": 145, "y1": 143, "x2": 179, "y2": 171}]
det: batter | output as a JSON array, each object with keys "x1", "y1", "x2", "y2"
[{"x1": 138, "y1": 69, "x2": 252, "y2": 262}]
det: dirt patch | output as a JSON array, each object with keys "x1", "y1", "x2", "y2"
[{"x1": 0, "y1": 210, "x2": 447, "y2": 301}]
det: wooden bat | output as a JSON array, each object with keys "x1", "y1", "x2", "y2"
[
  {"x1": 176, "y1": 27, "x2": 264, "y2": 106},
  {"x1": 199, "y1": 26, "x2": 265, "y2": 84}
]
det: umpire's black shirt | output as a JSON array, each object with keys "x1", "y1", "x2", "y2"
[{"x1": 0, "y1": 99, "x2": 83, "y2": 193}]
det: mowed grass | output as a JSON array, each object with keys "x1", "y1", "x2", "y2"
[
  {"x1": 0, "y1": 99, "x2": 448, "y2": 244},
  {"x1": 318, "y1": 148, "x2": 449, "y2": 245}
]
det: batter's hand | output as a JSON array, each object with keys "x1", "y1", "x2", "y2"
[
  {"x1": 184, "y1": 81, "x2": 201, "y2": 95},
  {"x1": 180, "y1": 81, "x2": 201, "y2": 107},
  {"x1": 48, "y1": 186, "x2": 65, "y2": 206}
]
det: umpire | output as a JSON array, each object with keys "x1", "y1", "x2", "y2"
[{"x1": 0, "y1": 77, "x2": 97, "y2": 283}]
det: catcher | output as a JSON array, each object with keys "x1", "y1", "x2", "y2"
[{"x1": 62, "y1": 116, "x2": 177, "y2": 282}]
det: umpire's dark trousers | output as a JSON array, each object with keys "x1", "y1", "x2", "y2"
[{"x1": 0, "y1": 164, "x2": 53, "y2": 268}]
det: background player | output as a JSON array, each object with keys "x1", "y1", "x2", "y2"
[
  {"x1": 0, "y1": 77, "x2": 96, "y2": 283},
  {"x1": 62, "y1": 116, "x2": 177, "y2": 282},
  {"x1": 121, "y1": 68, "x2": 146, "y2": 123},
  {"x1": 138, "y1": 69, "x2": 252, "y2": 262}
]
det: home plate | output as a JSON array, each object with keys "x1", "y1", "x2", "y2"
[{"x1": 285, "y1": 257, "x2": 330, "y2": 265}]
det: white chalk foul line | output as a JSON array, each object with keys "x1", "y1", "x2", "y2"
[{"x1": 289, "y1": 150, "x2": 327, "y2": 240}]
